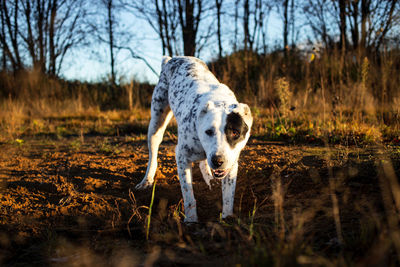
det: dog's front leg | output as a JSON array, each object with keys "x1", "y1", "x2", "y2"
[
  {"x1": 176, "y1": 151, "x2": 198, "y2": 222},
  {"x1": 222, "y1": 161, "x2": 238, "y2": 218},
  {"x1": 199, "y1": 160, "x2": 213, "y2": 190}
]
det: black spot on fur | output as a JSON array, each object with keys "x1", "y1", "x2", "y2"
[
  {"x1": 194, "y1": 94, "x2": 201, "y2": 104},
  {"x1": 225, "y1": 112, "x2": 248, "y2": 148}
]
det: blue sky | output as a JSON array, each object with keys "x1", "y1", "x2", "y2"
[
  {"x1": 61, "y1": 12, "x2": 162, "y2": 84},
  {"x1": 61, "y1": 6, "x2": 284, "y2": 85}
]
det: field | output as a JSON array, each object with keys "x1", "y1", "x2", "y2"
[
  {"x1": 1, "y1": 0, "x2": 400, "y2": 264},
  {"x1": 1, "y1": 110, "x2": 400, "y2": 266}
]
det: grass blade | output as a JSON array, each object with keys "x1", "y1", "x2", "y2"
[{"x1": 146, "y1": 180, "x2": 157, "y2": 240}]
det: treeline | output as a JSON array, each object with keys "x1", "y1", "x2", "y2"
[
  {"x1": 0, "y1": 0, "x2": 86, "y2": 76},
  {"x1": 0, "y1": 69, "x2": 154, "y2": 110},
  {"x1": 1, "y1": 1, "x2": 400, "y2": 110}
]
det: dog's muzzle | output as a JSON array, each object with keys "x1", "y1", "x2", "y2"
[
  {"x1": 210, "y1": 154, "x2": 229, "y2": 178},
  {"x1": 211, "y1": 168, "x2": 229, "y2": 179}
]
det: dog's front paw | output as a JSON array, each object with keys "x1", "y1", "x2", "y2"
[
  {"x1": 220, "y1": 214, "x2": 236, "y2": 224},
  {"x1": 135, "y1": 180, "x2": 153, "y2": 190},
  {"x1": 184, "y1": 217, "x2": 198, "y2": 224}
]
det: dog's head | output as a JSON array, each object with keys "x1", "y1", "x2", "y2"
[{"x1": 197, "y1": 101, "x2": 253, "y2": 179}]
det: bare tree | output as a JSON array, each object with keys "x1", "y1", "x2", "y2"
[
  {"x1": 305, "y1": 0, "x2": 399, "y2": 52},
  {"x1": 243, "y1": 0, "x2": 250, "y2": 51},
  {"x1": 303, "y1": 0, "x2": 337, "y2": 48},
  {"x1": 345, "y1": 0, "x2": 400, "y2": 52},
  {"x1": 46, "y1": 0, "x2": 87, "y2": 76},
  {"x1": 338, "y1": 0, "x2": 347, "y2": 50},
  {"x1": 128, "y1": 0, "x2": 211, "y2": 57},
  {"x1": 370, "y1": 0, "x2": 399, "y2": 52},
  {"x1": 215, "y1": 0, "x2": 224, "y2": 58},
  {"x1": 0, "y1": 0, "x2": 87, "y2": 75},
  {"x1": 339, "y1": 0, "x2": 400, "y2": 52},
  {"x1": 242, "y1": 0, "x2": 266, "y2": 52},
  {"x1": 233, "y1": 0, "x2": 240, "y2": 51},
  {"x1": 177, "y1": 0, "x2": 203, "y2": 56},
  {"x1": 260, "y1": 1, "x2": 273, "y2": 54},
  {"x1": 348, "y1": 0, "x2": 359, "y2": 49},
  {"x1": 102, "y1": 0, "x2": 117, "y2": 84},
  {"x1": 274, "y1": 0, "x2": 297, "y2": 53},
  {"x1": 91, "y1": 0, "x2": 154, "y2": 84},
  {"x1": 282, "y1": 0, "x2": 289, "y2": 52},
  {"x1": 0, "y1": 0, "x2": 23, "y2": 72},
  {"x1": 126, "y1": 0, "x2": 180, "y2": 56}
]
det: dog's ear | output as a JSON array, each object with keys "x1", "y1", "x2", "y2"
[
  {"x1": 161, "y1": 56, "x2": 172, "y2": 69},
  {"x1": 232, "y1": 103, "x2": 253, "y2": 129}
]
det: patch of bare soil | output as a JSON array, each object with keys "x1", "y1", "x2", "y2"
[{"x1": 0, "y1": 136, "x2": 398, "y2": 266}]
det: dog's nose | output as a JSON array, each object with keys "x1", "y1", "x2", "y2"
[{"x1": 211, "y1": 155, "x2": 224, "y2": 168}]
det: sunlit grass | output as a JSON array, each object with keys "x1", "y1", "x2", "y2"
[{"x1": 1, "y1": 102, "x2": 398, "y2": 147}]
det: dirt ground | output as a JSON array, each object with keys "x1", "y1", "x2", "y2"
[{"x1": 0, "y1": 133, "x2": 399, "y2": 266}]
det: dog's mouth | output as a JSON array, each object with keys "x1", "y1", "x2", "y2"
[{"x1": 211, "y1": 168, "x2": 229, "y2": 179}]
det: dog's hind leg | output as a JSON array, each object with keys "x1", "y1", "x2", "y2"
[
  {"x1": 136, "y1": 74, "x2": 173, "y2": 190},
  {"x1": 199, "y1": 160, "x2": 213, "y2": 190}
]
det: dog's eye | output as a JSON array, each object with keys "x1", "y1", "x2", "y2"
[
  {"x1": 232, "y1": 129, "x2": 240, "y2": 138},
  {"x1": 205, "y1": 129, "x2": 214, "y2": 136}
]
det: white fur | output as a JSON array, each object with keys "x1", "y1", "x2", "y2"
[{"x1": 136, "y1": 56, "x2": 253, "y2": 222}]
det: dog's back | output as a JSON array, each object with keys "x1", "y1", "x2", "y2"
[
  {"x1": 161, "y1": 57, "x2": 236, "y2": 125},
  {"x1": 162, "y1": 57, "x2": 219, "y2": 87}
]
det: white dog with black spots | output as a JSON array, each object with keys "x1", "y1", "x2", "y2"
[{"x1": 136, "y1": 56, "x2": 253, "y2": 223}]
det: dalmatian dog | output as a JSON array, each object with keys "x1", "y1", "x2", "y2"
[{"x1": 135, "y1": 56, "x2": 253, "y2": 223}]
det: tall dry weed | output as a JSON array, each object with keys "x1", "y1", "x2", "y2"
[
  {"x1": 0, "y1": 98, "x2": 26, "y2": 139},
  {"x1": 274, "y1": 77, "x2": 292, "y2": 118},
  {"x1": 257, "y1": 65, "x2": 276, "y2": 105}
]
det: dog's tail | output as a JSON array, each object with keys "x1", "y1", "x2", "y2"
[{"x1": 161, "y1": 56, "x2": 172, "y2": 69}]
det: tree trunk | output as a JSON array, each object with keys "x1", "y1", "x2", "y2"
[
  {"x1": 360, "y1": 0, "x2": 370, "y2": 50},
  {"x1": 162, "y1": 0, "x2": 174, "y2": 56},
  {"x1": 12, "y1": 0, "x2": 22, "y2": 69},
  {"x1": 178, "y1": 0, "x2": 201, "y2": 56},
  {"x1": 49, "y1": 0, "x2": 57, "y2": 76},
  {"x1": 243, "y1": 0, "x2": 249, "y2": 51},
  {"x1": 37, "y1": 0, "x2": 46, "y2": 73},
  {"x1": 351, "y1": 1, "x2": 359, "y2": 50},
  {"x1": 375, "y1": 0, "x2": 397, "y2": 53},
  {"x1": 107, "y1": 0, "x2": 116, "y2": 85},
  {"x1": 1, "y1": 0, "x2": 23, "y2": 72},
  {"x1": 233, "y1": 0, "x2": 239, "y2": 51},
  {"x1": 154, "y1": 0, "x2": 166, "y2": 55},
  {"x1": 215, "y1": 0, "x2": 223, "y2": 58},
  {"x1": 184, "y1": 0, "x2": 196, "y2": 56},
  {"x1": 338, "y1": 0, "x2": 347, "y2": 50},
  {"x1": 22, "y1": 0, "x2": 36, "y2": 65},
  {"x1": 283, "y1": 0, "x2": 289, "y2": 56},
  {"x1": 289, "y1": 0, "x2": 295, "y2": 48}
]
